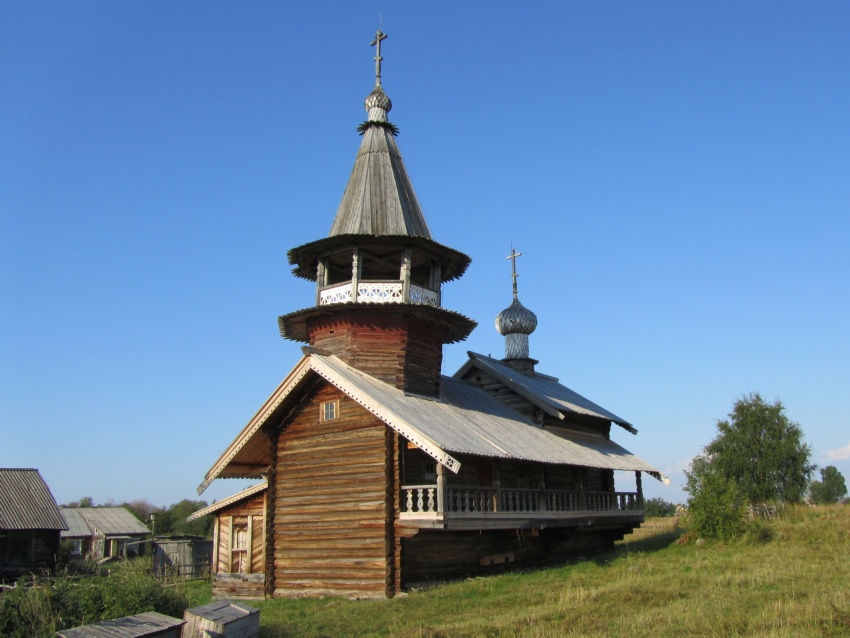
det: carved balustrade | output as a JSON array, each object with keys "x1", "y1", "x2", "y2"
[
  {"x1": 319, "y1": 281, "x2": 439, "y2": 306},
  {"x1": 400, "y1": 485, "x2": 642, "y2": 518}
]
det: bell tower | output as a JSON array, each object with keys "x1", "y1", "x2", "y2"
[{"x1": 279, "y1": 30, "x2": 476, "y2": 397}]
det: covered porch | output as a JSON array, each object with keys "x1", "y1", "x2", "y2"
[{"x1": 399, "y1": 461, "x2": 647, "y2": 530}]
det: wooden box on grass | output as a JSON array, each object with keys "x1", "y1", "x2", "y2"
[
  {"x1": 56, "y1": 611, "x2": 184, "y2": 637},
  {"x1": 182, "y1": 600, "x2": 260, "y2": 638}
]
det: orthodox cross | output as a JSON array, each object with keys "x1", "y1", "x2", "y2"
[
  {"x1": 371, "y1": 29, "x2": 387, "y2": 86},
  {"x1": 506, "y1": 247, "x2": 522, "y2": 300}
]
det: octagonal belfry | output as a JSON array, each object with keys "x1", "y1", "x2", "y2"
[{"x1": 279, "y1": 31, "x2": 475, "y2": 396}]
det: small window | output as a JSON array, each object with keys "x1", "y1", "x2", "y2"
[
  {"x1": 424, "y1": 461, "x2": 436, "y2": 482},
  {"x1": 321, "y1": 400, "x2": 338, "y2": 421}
]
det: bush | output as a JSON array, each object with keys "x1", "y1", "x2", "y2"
[
  {"x1": 0, "y1": 562, "x2": 188, "y2": 638},
  {"x1": 683, "y1": 456, "x2": 748, "y2": 540}
]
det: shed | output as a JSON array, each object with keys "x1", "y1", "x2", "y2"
[
  {"x1": 0, "y1": 468, "x2": 66, "y2": 576},
  {"x1": 183, "y1": 600, "x2": 260, "y2": 638},
  {"x1": 152, "y1": 535, "x2": 213, "y2": 580},
  {"x1": 56, "y1": 611, "x2": 184, "y2": 638},
  {"x1": 61, "y1": 507, "x2": 150, "y2": 560},
  {"x1": 187, "y1": 483, "x2": 266, "y2": 599}
]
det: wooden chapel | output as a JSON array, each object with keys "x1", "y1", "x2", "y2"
[{"x1": 192, "y1": 30, "x2": 663, "y2": 599}]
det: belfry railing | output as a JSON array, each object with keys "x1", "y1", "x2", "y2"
[{"x1": 319, "y1": 281, "x2": 439, "y2": 307}]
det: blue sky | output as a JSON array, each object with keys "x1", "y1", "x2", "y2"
[{"x1": 2, "y1": 2, "x2": 849, "y2": 508}]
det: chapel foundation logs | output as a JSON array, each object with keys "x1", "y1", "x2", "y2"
[{"x1": 398, "y1": 525, "x2": 636, "y2": 587}]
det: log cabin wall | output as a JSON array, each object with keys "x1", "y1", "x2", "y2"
[
  {"x1": 307, "y1": 312, "x2": 444, "y2": 397},
  {"x1": 400, "y1": 526, "x2": 623, "y2": 587},
  {"x1": 272, "y1": 384, "x2": 396, "y2": 598},
  {"x1": 211, "y1": 493, "x2": 266, "y2": 599},
  {"x1": 0, "y1": 530, "x2": 60, "y2": 574},
  {"x1": 458, "y1": 369, "x2": 536, "y2": 416}
]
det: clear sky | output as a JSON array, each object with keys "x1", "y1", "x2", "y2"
[{"x1": 2, "y1": 2, "x2": 849, "y2": 508}]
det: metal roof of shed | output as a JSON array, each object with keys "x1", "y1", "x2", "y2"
[
  {"x1": 0, "y1": 468, "x2": 67, "y2": 530},
  {"x1": 60, "y1": 507, "x2": 91, "y2": 537},
  {"x1": 60, "y1": 507, "x2": 150, "y2": 537}
]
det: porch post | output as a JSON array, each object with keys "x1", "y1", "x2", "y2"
[
  {"x1": 635, "y1": 471, "x2": 643, "y2": 509},
  {"x1": 493, "y1": 463, "x2": 501, "y2": 512},
  {"x1": 436, "y1": 463, "x2": 446, "y2": 513},
  {"x1": 578, "y1": 469, "x2": 586, "y2": 511}
]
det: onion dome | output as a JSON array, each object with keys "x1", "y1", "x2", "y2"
[
  {"x1": 496, "y1": 249, "x2": 537, "y2": 361},
  {"x1": 364, "y1": 86, "x2": 392, "y2": 122},
  {"x1": 495, "y1": 298, "x2": 538, "y2": 337}
]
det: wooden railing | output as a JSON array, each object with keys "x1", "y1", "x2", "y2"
[
  {"x1": 401, "y1": 485, "x2": 642, "y2": 517},
  {"x1": 319, "y1": 281, "x2": 439, "y2": 306}
]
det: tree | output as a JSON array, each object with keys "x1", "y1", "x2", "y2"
[
  {"x1": 643, "y1": 497, "x2": 677, "y2": 518},
  {"x1": 62, "y1": 496, "x2": 94, "y2": 508},
  {"x1": 704, "y1": 393, "x2": 814, "y2": 504},
  {"x1": 120, "y1": 499, "x2": 162, "y2": 529},
  {"x1": 809, "y1": 466, "x2": 848, "y2": 504}
]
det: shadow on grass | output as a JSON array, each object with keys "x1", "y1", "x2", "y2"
[{"x1": 592, "y1": 529, "x2": 683, "y2": 567}]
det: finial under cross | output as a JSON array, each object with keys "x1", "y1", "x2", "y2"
[
  {"x1": 506, "y1": 247, "x2": 523, "y2": 300},
  {"x1": 371, "y1": 29, "x2": 387, "y2": 86}
]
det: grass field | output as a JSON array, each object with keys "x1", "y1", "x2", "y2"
[{"x1": 246, "y1": 505, "x2": 850, "y2": 637}]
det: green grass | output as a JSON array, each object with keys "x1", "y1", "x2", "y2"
[{"x1": 247, "y1": 505, "x2": 850, "y2": 637}]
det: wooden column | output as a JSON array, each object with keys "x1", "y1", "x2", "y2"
[
  {"x1": 430, "y1": 260, "x2": 442, "y2": 306},
  {"x1": 316, "y1": 260, "x2": 327, "y2": 305},
  {"x1": 400, "y1": 249, "x2": 412, "y2": 302},
  {"x1": 436, "y1": 462, "x2": 446, "y2": 513},
  {"x1": 351, "y1": 249, "x2": 360, "y2": 301},
  {"x1": 635, "y1": 471, "x2": 643, "y2": 509}
]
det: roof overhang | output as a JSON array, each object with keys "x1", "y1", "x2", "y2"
[
  {"x1": 197, "y1": 351, "x2": 462, "y2": 494},
  {"x1": 188, "y1": 482, "x2": 268, "y2": 521},
  {"x1": 288, "y1": 235, "x2": 471, "y2": 283},
  {"x1": 278, "y1": 303, "x2": 476, "y2": 344}
]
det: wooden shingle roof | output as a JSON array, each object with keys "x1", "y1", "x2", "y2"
[
  {"x1": 328, "y1": 109, "x2": 431, "y2": 239},
  {"x1": 0, "y1": 468, "x2": 67, "y2": 531}
]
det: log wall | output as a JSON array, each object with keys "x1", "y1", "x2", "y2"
[
  {"x1": 272, "y1": 384, "x2": 395, "y2": 598},
  {"x1": 308, "y1": 312, "x2": 444, "y2": 396}
]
